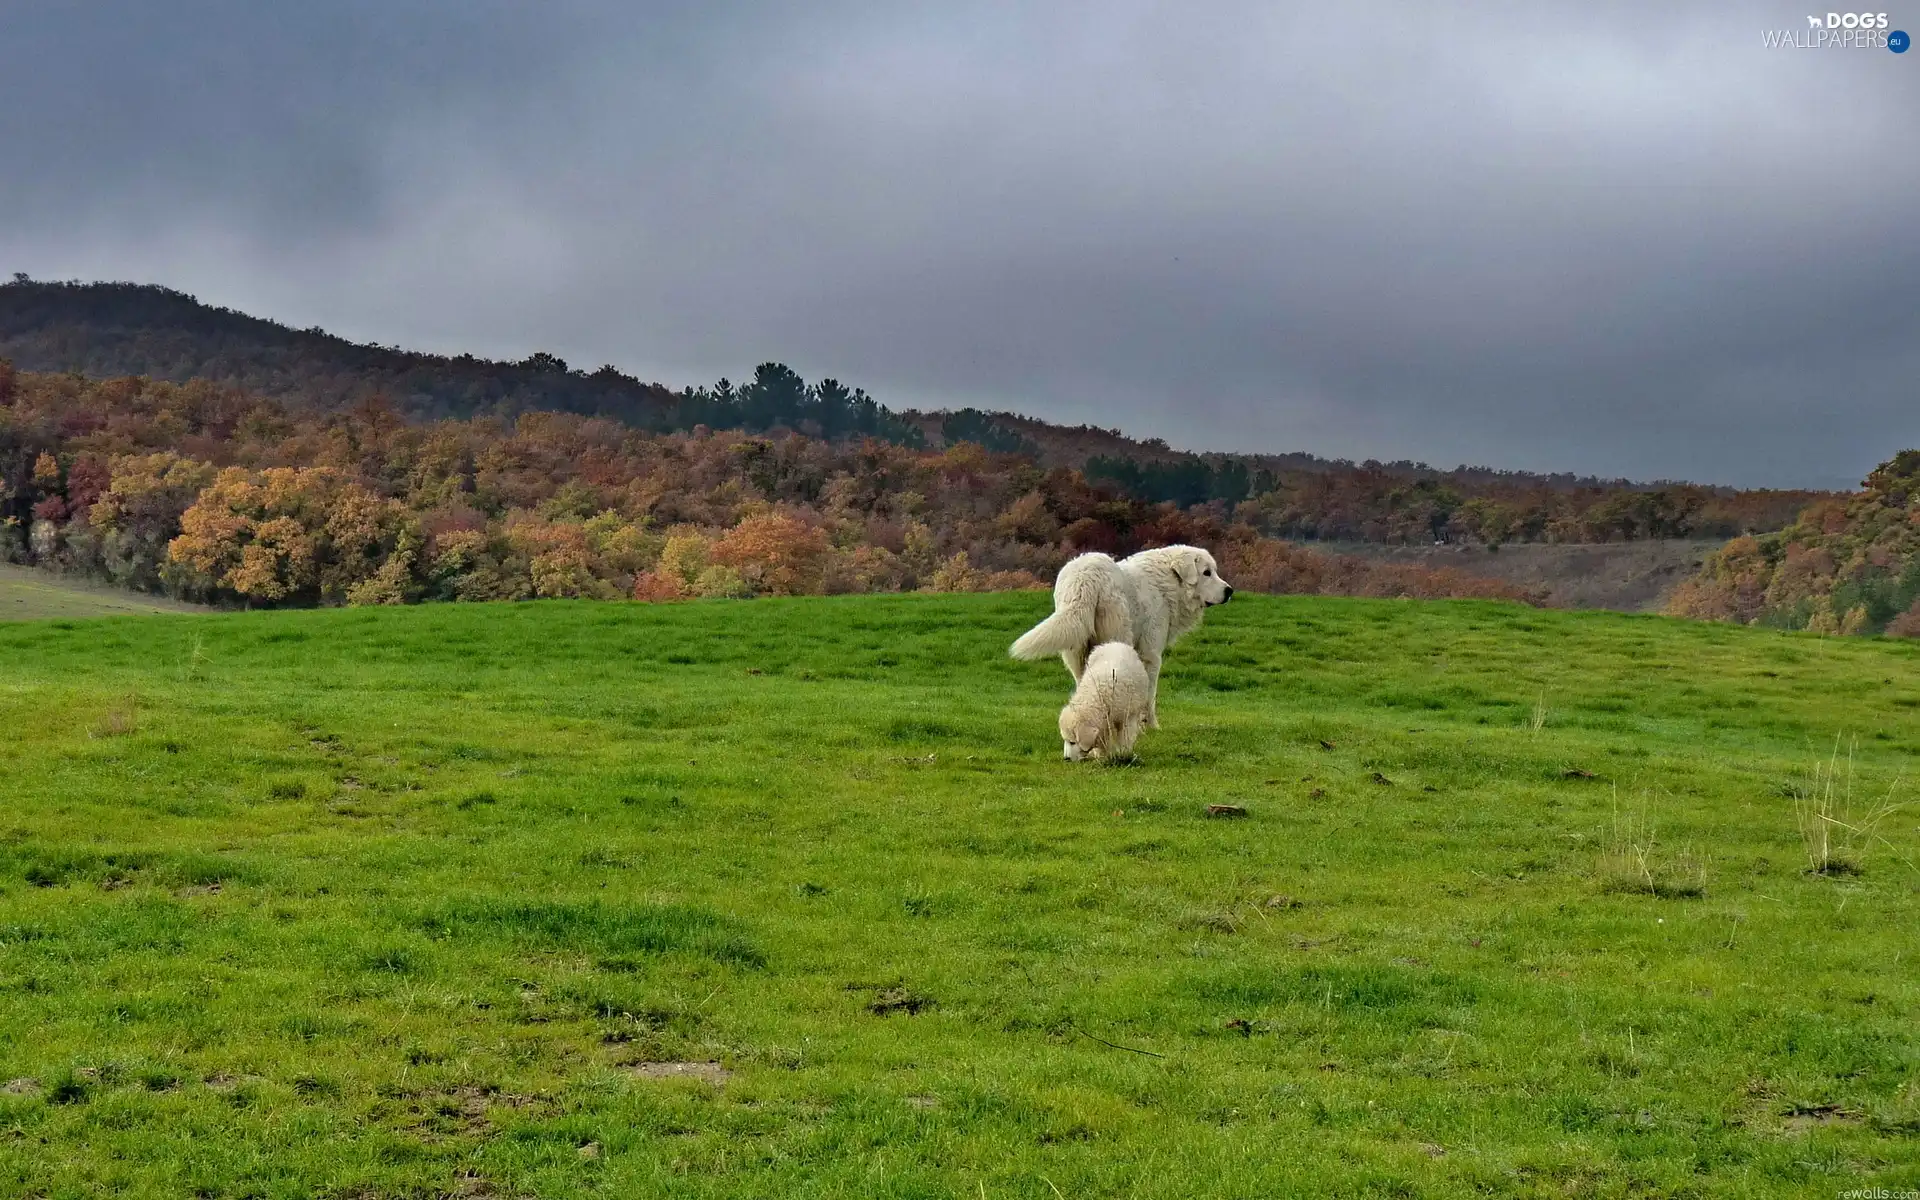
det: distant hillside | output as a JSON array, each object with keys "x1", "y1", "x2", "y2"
[
  {"x1": 1667, "y1": 450, "x2": 1920, "y2": 636},
  {"x1": 0, "y1": 276, "x2": 1829, "y2": 544},
  {"x1": 0, "y1": 277, "x2": 1438, "y2": 471},
  {"x1": 1326, "y1": 539, "x2": 1724, "y2": 613},
  {"x1": 0, "y1": 275, "x2": 696, "y2": 428}
]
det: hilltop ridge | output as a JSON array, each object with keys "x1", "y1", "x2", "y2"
[
  {"x1": 0, "y1": 276, "x2": 1814, "y2": 489},
  {"x1": 1, "y1": 276, "x2": 1826, "y2": 548}
]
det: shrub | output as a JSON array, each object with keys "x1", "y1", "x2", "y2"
[
  {"x1": 824, "y1": 544, "x2": 908, "y2": 595},
  {"x1": 507, "y1": 517, "x2": 622, "y2": 600},
  {"x1": 1887, "y1": 598, "x2": 1920, "y2": 638},
  {"x1": 428, "y1": 529, "x2": 531, "y2": 602},
  {"x1": 923, "y1": 552, "x2": 983, "y2": 593},
  {"x1": 692, "y1": 564, "x2": 751, "y2": 599},
  {"x1": 656, "y1": 530, "x2": 711, "y2": 591},
  {"x1": 631, "y1": 570, "x2": 688, "y2": 603}
]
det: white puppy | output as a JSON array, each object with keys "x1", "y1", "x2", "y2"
[
  {"x1": 1010, "y1": 544, "x2": 1233, "y2": 727},
  {"x1": 1060, "y1": 642, "x2": 1152, "y2": 761}
]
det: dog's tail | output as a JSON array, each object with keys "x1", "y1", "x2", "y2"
[{"x1": 1009, "y1": 606, "x2": 1093, "y2": 660}]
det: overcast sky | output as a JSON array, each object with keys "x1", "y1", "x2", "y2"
[{"x1": 3, "y1": 2, "x2": 1915, "y2": 487}]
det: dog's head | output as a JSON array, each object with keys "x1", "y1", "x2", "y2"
[
  {"x1": 1059, "y1": 706, "x2": 1105, "y2": 761},
  {"x1": 1169, "y1": 545, "x2": 1234, "y2": 606}
]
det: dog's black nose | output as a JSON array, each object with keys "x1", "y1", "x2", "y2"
[{"x1": 1223, "y1": 585, "x2": 1234, "y2": 601}]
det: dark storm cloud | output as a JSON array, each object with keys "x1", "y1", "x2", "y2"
[{"x1": 3, "y1": 1, "x2": 1916, "y2": 486}]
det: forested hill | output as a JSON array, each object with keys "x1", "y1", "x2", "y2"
[
  {"x1": 1667, "y1": 450, "x2": 1920, "y2": 636},
  {"x1": 0, "y1": 276, "x2": 1828, "y2": 542},
  {"x1": 0, "y1": 276, "x2": 770, "y2": 434}
]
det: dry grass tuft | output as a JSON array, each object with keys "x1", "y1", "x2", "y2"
[
  {"x1": 1792, "y1": 736, "x2": 1908, "y2": 877},
  {"x1": 1596, "y1": 787, "x2": 1706, "y2": 898}
]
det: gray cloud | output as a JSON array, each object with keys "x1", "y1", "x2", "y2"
[{"x1": 3, "y1": 1, "x2": 1915, "y2": 486}]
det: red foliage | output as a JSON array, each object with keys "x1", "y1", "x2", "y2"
[
  {"x1": 1887, "y1": 598, "x2": 1920, "y2": 639},
  {"x1": 66, "y1": 454, "x2": 112, "y2": 510},
  {"x1": 1060, "y1": 518, "x2": 1124, "y2": 555},
  {"x1": 631, "y1": 570, "x2": 689, "y2": 603}
]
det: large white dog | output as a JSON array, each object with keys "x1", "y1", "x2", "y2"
[
  {"x1": 1058, "y1": 642, "x2": 1152, "y2": 761},
  {"x1": 1010, "y1": 544, "x2": 1233, "y2": 727}
]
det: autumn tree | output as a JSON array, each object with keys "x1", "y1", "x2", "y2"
[
  {"x1": 709, "y1": 510, "x2": 831, "y2": 596},
  {"x1": 88, "y1": 453, "x2": 218, "y2": 592},
  {"x1": 169, "y1": 466, "x2": 421, "y2": 605}
]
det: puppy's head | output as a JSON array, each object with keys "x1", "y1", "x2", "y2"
[
  {"x1": 1171, "y1": 546, "x2": 1234, "y2": 606},
  {"x1": 1059, "y1": 704, "x2": 1105, "y2": 761}
]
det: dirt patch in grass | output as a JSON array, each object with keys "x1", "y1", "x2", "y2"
[
  {"x1": 1777, "y1": 1103, "x2": 1866, "y2": 1135},
  {"x1": 625, "y1": 1061, "x2": 732, "y2": 1085}
]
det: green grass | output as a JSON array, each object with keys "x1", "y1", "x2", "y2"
[
  {"x1": 0, "y1": 593, "x2": 1917, "y2": 1198},
  {"x1": 0, "y1": 563, "x2": 209, "y2": 621}
]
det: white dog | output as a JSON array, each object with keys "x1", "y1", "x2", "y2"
[
  {"x1": 1059, "y1": 642, "x2": 1152, "y2": 761},
  {"x1": 1010, "y1": 544, "x2": 1233, "y2": 727}
]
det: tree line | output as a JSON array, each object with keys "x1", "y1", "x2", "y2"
[
  {"x1": 1, "y1": 363, "x2": 1532, "y2": 609},
  {"x1": 1087, "y1": 453, "x2": 1811, "y2": 545}
]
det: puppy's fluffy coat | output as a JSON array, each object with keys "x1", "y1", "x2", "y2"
[
  {"x1": 1010, "y1": 544, "x2": 1233, "y2": 728},
  {"x1": 1059, "y1": 642, "x2": 1152, "y2": 761}
]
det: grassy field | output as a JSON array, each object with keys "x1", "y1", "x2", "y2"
[
  {"x1": 0, "y1": 563, "x2": 210, "y2": 621},
  {"x1": 0, "y1": 593, "x2": 1916, "y2": 1198}
]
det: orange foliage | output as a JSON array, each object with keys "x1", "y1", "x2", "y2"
[
  {"x1": 708, "y1": 511, "x2": 831, "y2": 596},
  {"x1": 631, "y1": 570, "x2": 689, "y2": 603},
  {"x1": 168, "y1": 466, "x2": 417, "y2": 604},
  {"x1": 1666, "y1": 451, "x2": 1920, "y2": 634},
  {"x1": 5, "y1": 362, "x2": 1562, "y2": 610},
  {"x1": 1664, "y1": 535, "x2": 1771, "y2": 625}
]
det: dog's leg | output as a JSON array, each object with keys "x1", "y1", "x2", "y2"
[
  {"x1": 1061, "y1": 644, "x2": 1088, "y2": 682},
  {"x1": 1142, "y1": 652, "x2": 1163, "y2": 728}
]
